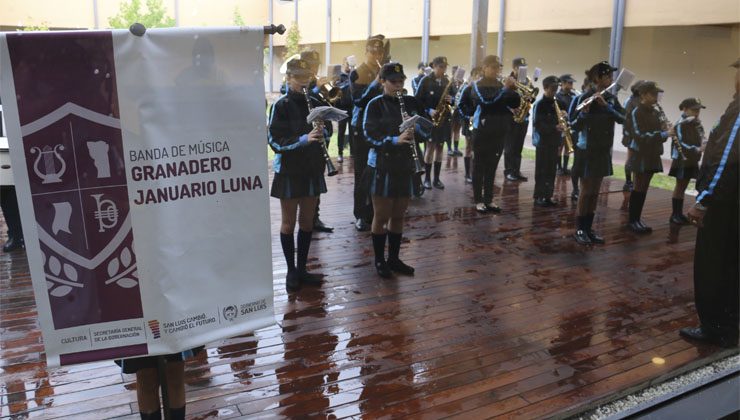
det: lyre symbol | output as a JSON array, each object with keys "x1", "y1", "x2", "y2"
[
  {"x1": 30, "y1": 145, "x2": 66, "y2": 184},
  {"x1": 91, "y1": 194, "x2": 119, "y2": 232}
]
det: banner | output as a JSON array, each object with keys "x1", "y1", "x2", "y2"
[{"x1": 0, "y1": 27, "x2": 275, "y2": 367}]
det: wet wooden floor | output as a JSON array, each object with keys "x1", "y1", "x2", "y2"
[{"x1": 1, "y1": 156, "x2": 735, "y2": 419}]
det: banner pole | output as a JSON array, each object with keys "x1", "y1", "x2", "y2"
[
  {"x1": 128, "y1": 23, "x2": 287, "y2": 36},
  {"x1": 157, "y1": 356, "x2": 171, "y2": 420}
]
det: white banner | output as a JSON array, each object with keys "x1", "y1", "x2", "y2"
[{"x1": 0, "y1": 27, "x2": 274, "y2": 367}]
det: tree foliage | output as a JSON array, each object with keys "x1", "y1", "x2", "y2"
[
  {"x1": 284, "y1": 22, "x2": 302, "y2": 59},
  {"x1": 108, "y1": 0, "x2": 176, "y2": 29},
  {"x1": 20, "y1": 18, "x2": 49, "y2": 31}
]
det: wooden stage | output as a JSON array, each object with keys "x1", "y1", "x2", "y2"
[{"x1": 1, "y1": 157, "x2": 735, "y2": 419}]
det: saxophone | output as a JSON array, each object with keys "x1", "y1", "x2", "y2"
[
  {"x1": 513, "y1": 77, "x2": 538, "y2": 124},
  {"x1": 432, "y1": 76, "x2": 454, "y2": 127},
  {"x1": 553, "y1": 99, "x2": 574, "y2": 154}
]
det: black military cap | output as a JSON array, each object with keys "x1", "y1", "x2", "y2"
[
  {"x1": 559, "y1": 74, "x2": 576, "y2": 83},
  {"x1": 482, "y1": 55, "x2": 503, "y2": 67},
  {"x1": 432, "y1": 56, "x2": 448, "y2": 66},
  {"x1": 417, "y1": 61, "x2": 426, "y2": 69},
  {"x1": 630, "y1": 80, "x2": 646, "y2": 95},
  {"x1": 542, "y1": 75, "x2": 561, "y2": 89},
  {"x1": 732, "y1": 58, "x2": 740, "y2": 68},
  {"x1": 637, "y1": 81, "x2": 664, "y2": 95},
  {"x1": 589, "y1": 61, "x2": 618, "y2": 77},
  {"x1": 679, "y1": 97, "x2": 706, "y2": 110},
  {"x1": 380, "y1": 62, "x2": 406, "y2": 81},
  {"x1": 512, "y1": 57, "x2": 526, "y2": 67},
  {"x1": 300, "y1": 50, "x2": 320, "y2": 65},
  {"x1": 286, "y1": 58, "x2": 313, "y2": 77},
  {"x1": 366, "y1": 35, "x2": 385, "y2": 52}
]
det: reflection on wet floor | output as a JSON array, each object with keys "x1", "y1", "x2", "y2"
[{"x1": 0, "y1": 158, "x2": 731, "y2": 419}]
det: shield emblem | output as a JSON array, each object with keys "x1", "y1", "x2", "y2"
[{"x1": 21, "y1": 102, "x2": 143, "y2": 329}]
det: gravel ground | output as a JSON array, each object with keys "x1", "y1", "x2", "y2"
[{"x1": 575, "y1": 353, "x2": 740, "y2": 420}]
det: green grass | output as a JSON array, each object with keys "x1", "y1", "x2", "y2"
[{"x1": 266, "y1": 135, "x2": 687, "y2": 192}]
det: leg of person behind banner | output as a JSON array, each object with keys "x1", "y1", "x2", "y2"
[{"x1": 157, "y1": 356, "x2": 171, "y2": 420}]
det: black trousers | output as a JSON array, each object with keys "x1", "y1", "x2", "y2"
[
  {"x1": 472, "y1": 129, "x2": 505, "y2": 204},
  {"x1": 0, "y1": 186, "x2": 23, "y2": 240},
  {"x1": 338, "y1": 119, "x2": 349, "y2": 156},
  {"x1": 504, "y1": 121, "x2": 528, "y2": 176},
  {"x1": 352, "y1": 127, "x2": 373, "y2": 221},
  {"x1": 693, "y1": 198, "x2": 739, "y2": 339},
  {"x1": 534, "y1": 141, "x2": 559, "y2": 199}
]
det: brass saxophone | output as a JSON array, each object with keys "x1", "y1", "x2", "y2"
[
  {"x1": 553, "y1": 99, "x2": 574, "y2": 154},
  {"x1": 302, "y1": 87, "x2": 339, "y2": 176},
  {"x1": 432, "y1": 76, "x2": 454, "y2": 127},
  {"x1": 396, "y1": 90, "x2": 425, "y2": 175},
  {"x1": 513, "y1": 77, "x2": 538, "y2": 124}
]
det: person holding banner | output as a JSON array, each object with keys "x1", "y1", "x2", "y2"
[
  {"x1": 363, "y1": 63, "x2": 427, "y2": 278},
  {"x1": 268, "y1": 58, "x2": 333, "y2": 292}
]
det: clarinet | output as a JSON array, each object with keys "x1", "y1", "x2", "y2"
[
  {"x1": 655, "y1": 103, "x2": 686, "y2": 161},
  {"x1": 302, "y1": 87, "x2": 338, "y2": 176},
  {"x1": 396, "y1": 90, "x2": 426, "y2": 175}
]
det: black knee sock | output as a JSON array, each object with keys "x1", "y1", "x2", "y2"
[
  {"x1": 563, "y1": 154, "x2": 569, "y2": 169},
  {"x1": 672, "y1": 198, "x2": 683, "y2": 216},
  {"x1": 372, "y1": 233, "x2": 387, "y2": 263},
  {"x1": 629, "y1": 191, "x2": 647, "y2": 222},
  {"x1": 424, "y1": 164, "x2": 432, "y2": 182},
  {"x1": 170, "y1": 407, "x2": 185, "y2": 420},
  {"x1": 576, "y1": 215, "x2": 587, "y2": 232},
  {"x1": 454, "y1": 140, "x2": 459, "y2": 151},
  {"x1": 433, "y1": 162, "x2": 442, "y2": 182},
  {"x1": 586, "y1": 213, "x2": 596, "y2": 232},
  {"x1": 464, "y1": 157, "x2": 471, "y2": 178},
  {"x1": 388, "y1": 231, "x2": 402, "y2": 261},
  {"x1": 296, "y1": 230, "x2": 312, "y2": 273},
  {"x1": 140, "y1": 410, "x2": 162, "y2": 420},
  {"x1": 280, "y1": 233, "x2": 295, "y2": 272},
  {"x1": 572, "y1": 176, "x2": 579, "y2": 193}
]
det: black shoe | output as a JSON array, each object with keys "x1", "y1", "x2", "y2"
[
  {"x1": 414, "y1": 187, "x2": 425, "y2": 198},
  {"x1": 300, "y1": 270, "x2": 324, "y2": 286},
  {"x1": 423, "y1": 180, "x2": 432, "y2": 190},
  {"x1": 571, "y1": 192, "x2": 579, "y2": 202},
  {"x1": 562, "y1": 168, "x2": 571, "y2": 176},
  {"x1": 447, "y1": 150, "x2": 455, "y2": 156},
  {"x1": 516, "y1": 174, "x2": 528, "y2": 182},
  {"x1": 542, "y1": 198, "x2": 557, "y2": 207},
  {"x1": 680, "y1": 326, "x2": 738, "y2": 348},
  {"x1": 505, "y1": 174, "x2": 518, "y2": 182},
  {"x1": 464, "y1": 176, "x2": 473, "y2": 184},
  {"x1": 574, "y1": 230, "x2": 592, "y2": 245},
  {"x1": 622, "y1": 181, "x2": 634, "y2": 192},
  {"x1": 355, "y1": 218, "x2": 370, "y2": 232},
  {"x1": 433, "y1": 180, "x2": 445, "y2": 189},
  {"x1": 637, "y1": 220, "x2": 653, "y2": 233},
  {"x1": 285, "y1": 271, "x2": 301, "y2": 292},
  {"x1": 670, "y1": 214, "x2": 690, "y2": 225},
  {"x1": 556, "y1": 168, "x2": 565, "y2": 176},
  {"x1": 2, "y1": 237, "x2": 24, "y2": 253},
  {"x1": 388, "y1": 258, "x2": 414, "y2": 275},
  {"x1": 475, "y1": 203, "x2": 488, "y2": 213},
  {"x1": 587, "y1": 230, "x2": 605, "y2": 244},
  {"x1": 314, "y1": 218, "x2": 334, "y2": 233},
  {"x1": 375, "y1": 260, "x2": 392, "y2": 278},
  {"x1": 628, "y1": 221, "x2": 648, "y2": 234},
  {"x1": 486, "y1": 203, "x2": 502, "y2": 213},
  {"x1": 534, "y1": 198, "x2": 547, "y2": 207},
  {"x1": 454, "y1": 150, "x2": 463, "y2": 156}
]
